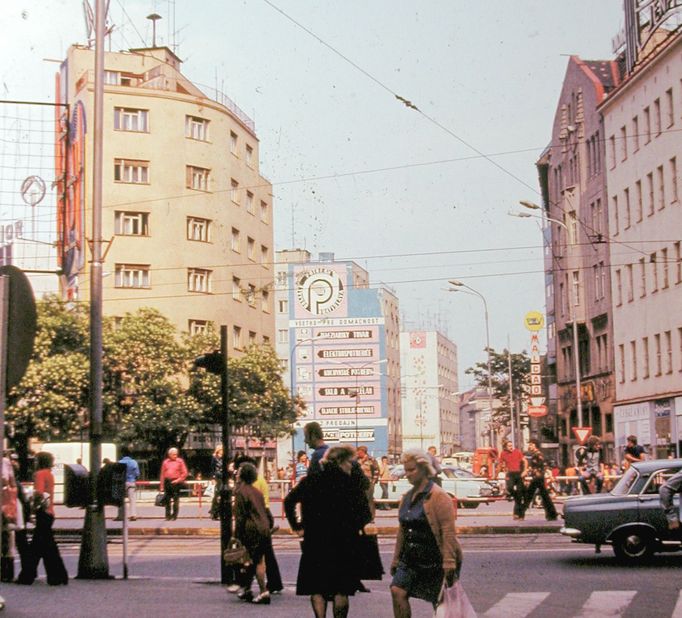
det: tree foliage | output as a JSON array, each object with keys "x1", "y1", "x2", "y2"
[
  {"x1": 465, "y1": 347, "x2": 530, "y2": 432},
  {"x1": 7, "y1": 298, "x2": 298, "y2": 455}
]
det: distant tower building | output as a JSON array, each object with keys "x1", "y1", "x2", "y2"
[
  {"x1": 399, "y1": 330, "x2": 458, "y2": 455},
  {"x1": 274, "y1": 250, "x2": 401, "y2": 462},
  {"x1": 55, "y1": 44, "x2": 274, "y2": 350}
]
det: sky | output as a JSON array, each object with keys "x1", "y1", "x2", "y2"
[{"x1": 0, "y1": 0, "x2": 625, "y2": 387}]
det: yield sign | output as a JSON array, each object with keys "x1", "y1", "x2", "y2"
[{"x1": 572, "y1": 426, "x2": 592, "y2": 445}]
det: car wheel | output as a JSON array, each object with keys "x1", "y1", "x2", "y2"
[{"x1": 612, "y1": 530, "x2": 655, "y2": 562}]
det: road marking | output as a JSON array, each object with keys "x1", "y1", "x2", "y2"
[
  {"x1": 671, "y1": 590, "x2": 682, "y2": 617},
  {"x1": 573, "y1": 591, "x2": 637, "y2": 617},
  {"x1": 482, "y1": 592, "x2": 549, "y2": 617}
]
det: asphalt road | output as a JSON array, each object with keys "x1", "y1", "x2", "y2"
[{"x1": 8, "y1": 533, "x2": 676, "y2": 617}]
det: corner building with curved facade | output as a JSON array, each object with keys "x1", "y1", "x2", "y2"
[{"x1": 56, "y1": 45, "x2": 275, "y2": 352}]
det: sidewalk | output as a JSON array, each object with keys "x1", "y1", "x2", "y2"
[{"x1": 51, "y1": 497, "x2": 566, "y2": 537}]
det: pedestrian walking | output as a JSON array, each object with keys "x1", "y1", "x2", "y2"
[
  {"x1": 159, "y1": 447, "x2": 188, "y2": 521},
  {"x1": 357, "y1": 446, "x2": 379, "y2": 519},
  {"x1": 16, "y1": 452, "x2": 68, "y2": 586},
  {"x1": 1, "y1": 455, "x2": 18, "y2": 582},
  {"x1": 304, "y1": 422, "x2": 329, "y2": 474},
  {"x1": 390, "y1": 449, "x2": 462, "y2": 617},
  {"x1": 209, "y1": 445, "x2": 223, "y2": 520},
  {"x1": 427, "y1": 446, "x2": 443, "y2": 486},
  {"x1": 10, "y1": 454, "x2": 31, "y2": 579},
  {"x1": 234, "y1": 462, "x2": 272, "y2": 605},
  {"x1": 498, "y1": 440, "x2": 527, "y2": 520},
  {"x1": 577, "y1": 436, "x2": 604, "y2": 494},
  {"x1": 116, "y1": 447, "x2": 140, "y2": 521},
  {"x1": 378, "y1": 455, "x2": 391, "y2": 510},
  {"x1": 295, "y1": 450, "x2": 309, "y2": 483},
  {"x1": 284, "y1": 445, "x2": 372, "y2": 618},
  {"x1": 522, "y1": 439, "x2": 558, "y2": 521}
]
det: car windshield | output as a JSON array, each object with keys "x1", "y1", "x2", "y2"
[
  {"x1": 442, "y1": 467, "x2": 475, "y2": 479},
  {"x1": 611, "y1": 466, "x2": 638, "y2": 496}
]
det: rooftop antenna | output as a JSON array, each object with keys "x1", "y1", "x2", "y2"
[{"x1": 147, "y1": 13, "x2": 162, "y2": 47}]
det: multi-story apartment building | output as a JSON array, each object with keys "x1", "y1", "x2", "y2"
[
  {"x1": 274, "y1": 249, "x2": 401, "y2": 462},
  {"x1": 399, "y1": 330, "x2": 459, "y2": 456},
  {"x1": 600, "y1": 30, "x2": 682, "y2": 459},
  {"x1": 536, "y1": 55, "x2": 620, "y2": 465},
  {"x1": 458, "y1": 387, "x2": 501, "y2": 452},
  {"x1": 55, "y1": 45, "x2": 275, "y2": 351}
]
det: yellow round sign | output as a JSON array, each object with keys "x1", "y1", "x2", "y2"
[{"x1": 524, "y1": 311, "x2": 544, "y2": 332}]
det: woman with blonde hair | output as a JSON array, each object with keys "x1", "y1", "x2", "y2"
[
  {"x1": 390, "y1": 449, "x2": 461, "y2": 617},
  {"x1": 284, "y1": 444, "x2": 371, "y2": 618}
]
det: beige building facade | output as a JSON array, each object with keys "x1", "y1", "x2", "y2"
[
  {"x1": 57, "y1": 45, "x2": 275, "y2": 353},
  {"x1": 600, "y1": 32, "x2": 682, "y2": 458}
]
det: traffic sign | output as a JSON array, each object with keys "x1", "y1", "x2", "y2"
[
  {"x1": 527, "y1": 405, "x2": 547, "y2": 417},
  {"x1": 572, "y1": 426, "x2": 592, "y2": 445}
]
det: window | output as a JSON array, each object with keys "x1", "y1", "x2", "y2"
[
  {"x1": 115, "y1": 264, "x2": 150, "y2": 288},
  {"x1": 114, "y1": 107, "x2": 148, "y2": 132},
  {"x1": 114, "y1": 159, "x2": 149, "y2": 184},
  {"x1": 651, "y1": 253, "x2": 658, "y2": 293},
  {"x1": 636, "y1": 180, "x2": 643, "y2": 222},
  {"x1": 608, "y1": 135, "x2": 616, "y2": 168},
  {"x1": 626, "y1": 263, "x2": 634, "y2": 302},
  {"x1": 278, "y1": 299, "x2": 288, "y2": 313},
  {"x1": 618, "y1": 343, "x2": 625, "y2": 383},
  {"x1": 186, "y1": 166, "x2": 209, "y2": 191},
  {"x1": 189, "y1": 319, "x2": 209, "y2": 336},
  {"x1": 647, "y1": 172, "x2": 654, "y2": 216},
  {"x1": 666, "y1": 88, "x2": 674, "y2": 127},
  {"x1": 261, "y1": 289, "x2": 270, "y2": 312},
  {"x1": 642, "y1": 337, "x2": 650, "y2": 378},
  {"x1": 230, "y1": 131, "x2": 238, "y2": 154},
  {"x1": 624, "y1": 187, "x2": 631, "y2": 228},
  {"x1": 230, "y1": 178, "x2": 239, "y2": 204},
  {"x1": 615, "y1": 268, "x2": 622, "y2": 306},
  {"x1": 644, "y1": 106, "x2": 651, "y2": 143},
  {"x1": 620, "y1": 126, "x2": 627, "y2": 161},
  {"x1": 662, "y1": 248, "x2": 669, "y2": 288},
  {"x1": 654, "y1": 98, "x2": 661, "y2": 136},
  {"x1": 260, "y1": 244, "x2": 269, "y2": 265},
  {"x1": 263, "y1": 335, "x2": 270, "y2": 346},
  {"x1": 630, "y1": 340, "x2": 637, "y2": 381},
  {"x1": 247, "y1": 236, "x2": 255, "y2": 261},
  {"x1": 187, "y1": 216, "x2": 211, "y2": 242},
  {"x1": 231, "y1": 227, "x2": 240, "y2": 252},
  {"x1": 185, "y1": 116, "x2": 209, "y2": 141},
  {"x1": 612, "y1": 195, "x2": 619, "y2": 234},
  {"x1": 639, "y1": 257, "x2": 647, "y2": 297},
  {"x1": 671, "y1": 157, "x2": 679, "y2": 203},
  {"x1": 249, "y1": 331, "x2": 257, "y2": 346},
  {"x1": 599, "y1": 261, "x2": 606, "y2": 300},
  {"x1": 571, "y1": 270, "x2": 580, "y2": 305},
  {"x1": 658, "y1": 165, "x2": 666, "y2": 209},
  {"x1": 593, "y1": 264, "x2": 599, "y2": 301},
  {"x1": 633, "y1": 115, "x2": 640, "y2": 151},
  {"x1": 567, "y1": 211, "x2": 578, "y2": 245},
  {"x1": 188, "y1": 268, "x2": 212, "y2": 293},
  {"x1": 246, "y1": 191, "x2": 255, "y2": 214},
  {"x1": 233, "y1": 325, "x2": 242, "y2": 350},
  {"x1": 232, "y1": 276, "x2": 241, "y2": 301},
  {"x1": 665, "y1": 331, "x2": 673, "y2": 374},
  {"x1": 278, "y1": 329, "x2": 289, "y2": 344},
  {"x1": 260, "y1": 200, "x2": 269, "y2": 223},
  {"x1": 246, "y1": 144, "x2": 253, "y2": 167},
  {"x1": 115, "y1": 211, "x2": 149, "y2": 235},
  {"x1": 655, "y1": 333, "x2": 662, "y2": 376},
  {"x1": 559, "y1": 282, "x2": 565, "y2": 317},
  {"x1": 246, "y1": 284, "x2": 257, "y2": 306},
  {"x1": 676, "y1": 242, "x2": 682, "y2": 284},
  {"x1": 104, "y1": 70, "x2": 120, "y2": 85}
]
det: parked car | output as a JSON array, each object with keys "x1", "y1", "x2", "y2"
[
  {"x1": 561, "y1": 458, "x2": 682, "y2": 562},
  {"x1": 375, "y1": 465, "x2": 494, "y2": 508}
]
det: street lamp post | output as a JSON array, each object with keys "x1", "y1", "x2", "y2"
[
  {"x1": 516, "y1": 200, "x2": 584, "y2": 427},
  {"x1": 448, "y1": 280, "x2": 495, "y2": 448}
]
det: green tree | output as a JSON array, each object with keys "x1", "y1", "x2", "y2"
[
  {"x1": 465, "y1": 347, "x2": 530, "y2": 435},
  {"x1": 6, "y1": 295, "x2": 89, "y2": 442}
]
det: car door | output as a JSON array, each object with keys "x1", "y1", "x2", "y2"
[{"x1": 638, "y1": 467, "x2": 680, "y2": 537}]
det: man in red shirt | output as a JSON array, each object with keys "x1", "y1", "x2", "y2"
[
  {"x1": 160, "y1": 447, "x2": 188, "y2": 521},
  {"x1": 499, "y1": 440, "x2": 527, "y2": 520}
]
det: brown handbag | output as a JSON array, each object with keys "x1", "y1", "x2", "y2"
[{"x1": 223, "y1": 537, "x2": 251, "y2": 566}]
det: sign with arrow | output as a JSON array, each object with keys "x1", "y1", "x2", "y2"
[{"x1": 572, "y1": 426, "x2": 592, "y2": 445}]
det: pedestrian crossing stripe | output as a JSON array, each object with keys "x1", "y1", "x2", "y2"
[{"x1": 484, "y1": 590, "x2": 660, "y2": 617}]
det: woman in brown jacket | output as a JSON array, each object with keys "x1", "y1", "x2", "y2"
[
  {"x1": 390, "y1": 449, "x2": 462, "y2": 617},
  {"x1": 234, "y1": 462, "x2": 271, "y2": 605}
]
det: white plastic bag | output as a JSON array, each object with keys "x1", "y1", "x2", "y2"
[{"x1": 433, "y1": 581, "x2": 477, "y2": 618}]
